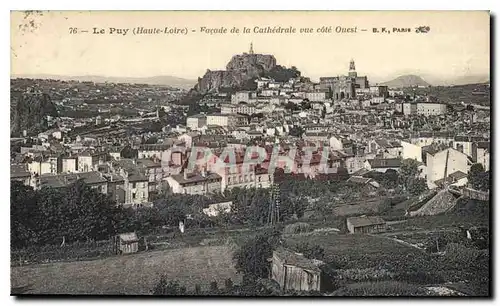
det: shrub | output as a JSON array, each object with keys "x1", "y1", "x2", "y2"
[
  {"x1": 331, "y1": 281, "x2": 427, "y2": 296},
  {"x1": 151, "y1": 275, "x2": 187, "y2": 295},
  {"x1": 283, "y1": 222, "x2": 312, "y2": 234},
  {"x1": 444, "y1": 243, "x2": 481, "y2": 266}
]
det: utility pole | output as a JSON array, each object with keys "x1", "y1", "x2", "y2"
[{"x1": 267, "y1": 184, "x2": 281, "y2": 226}]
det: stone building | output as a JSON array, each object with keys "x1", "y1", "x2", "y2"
[{"x1": 319, "y1": 60, "x2": 369, "y2": 101}]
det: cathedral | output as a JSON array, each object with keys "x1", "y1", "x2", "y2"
[{"x1": 319, "y1": 60, "x2": 369, "y2": 100}]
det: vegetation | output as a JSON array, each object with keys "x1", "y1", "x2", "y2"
[
  {"x1": 399, "y1": 159, "x2": 428, "y2": 196},
  {"x1": 283, "y1": 222, "x2": 312, "y2": 235},
  {"x1": 288, "y1": 125, "x2": 304, "y2": 137},
  {"x1": 331, "y1": 281, "x2": 427, "y2": 296},
  {"x1": 286, "y1": 241, "x2": 325, "y2": 261},
  {"x1": 11, "y1": 180, "x2": 121, "y2": 248},
  {"x1": 267, "y1": 65, "x2": 301, "y2": 83},
  {"x1": 233, "y1": 227, "x2": 282, "y2": 279},
  {"x1": 468, "y1": 163, "x2": 490, "y2": 191},
  {"x1": 10, "y1": 92, "x2": 58, "y2": 136},
  {"x1": 151, "y1": 276, "x2": 187, "y2": 295}
]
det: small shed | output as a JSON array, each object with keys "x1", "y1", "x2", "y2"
[
  {"x1": 346, "y1": 215, "x2": 386, "y2": 234},
  {"x1": 270, "y1": 247, "x2": 324, "y2": 292},
  {"x1": 116, "y1": 232, "x2": 139, "y2": 254}
]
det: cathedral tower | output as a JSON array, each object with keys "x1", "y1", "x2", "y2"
[{"x1": 348, "y1": 59, "x2": 357, "y2": 78}]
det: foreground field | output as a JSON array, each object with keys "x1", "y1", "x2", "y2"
[{"x1": 11, "y1": 245, "x2": 240, "y2": 295}]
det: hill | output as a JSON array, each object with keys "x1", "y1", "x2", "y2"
[
  {"x1": 10, "y1": 91, "x2": 58, "y2": 137},
  {"x1": 380, "y1": 75, "x2": 430, "y2": 88},
  {"x1": 11, "y1": 74, "x2": 197, "y2": 90},
  {"x1": 193, "y1": 52, "x2": 300, "y2": 94},
  {"x1": 423, "y1": 74, "x2": 490, "y2": 86}
]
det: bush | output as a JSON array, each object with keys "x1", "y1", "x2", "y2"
[
  {"x1": 151, "y1": 275, "x2": 187, "y2": 295},
  {"x1": 331, "y1": 281, "x2": 427, "y2": 296},
  {"x1": 395, "y1": 271, "x2": 444, "y2": 284},
  {"x1": 444, "y1": 243, "x2": 482, "y2": 266},
  {"x1": 283, "y1": 222, "x2": 312, "y2": 234},
  {"x1": 336, "y1": 268, "x2": 396, "y2": 283},
  {"x1": 287, "y1": 241, "x2": 325, "y2": 261}
]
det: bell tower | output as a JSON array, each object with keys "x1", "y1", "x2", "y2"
[
  {"x1": 249, "y1": 42, "x2": 254, "y2": 55},
  {"x1": 348, "y1": 59, "x2": 357, "y2": 78}
]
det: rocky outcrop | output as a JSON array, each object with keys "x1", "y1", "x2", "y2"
[
  {"x1": 10, "y1": 91, "x2": 58, "y2": 136},
  {"x1": 225, "y1": 54, "x2": 276, "y2": 72},
  {"x1": 194, "y1": 53, "x2": 278, "y2": 93}
]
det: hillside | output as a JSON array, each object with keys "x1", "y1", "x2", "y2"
[
  {"x1": 11, "y1": 74, "x2": 197, "y2": 90},
  {"x1": 380, "y1": 75, "x2": 430, "y2": 88},
  {"x1": 10, "y1": 91, "x2": 58, "y2": 137},
  {"x1": 424, "y1": 74, "x2": 490, "y2": 86}
]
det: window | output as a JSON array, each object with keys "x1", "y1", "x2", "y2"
[
  {"x1": 132, "y1": 182, "x2": 136, "y2": 188},
  {"x1": 132, "y1": 192, "x2": 136, "y2": 199}
]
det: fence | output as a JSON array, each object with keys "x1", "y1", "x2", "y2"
[
  {"x1": 462, "y1": 188, "x2": 489, "y2": 201},
  {"x1": 11, "y1": 240, "x2": 114, "y2": 266}
]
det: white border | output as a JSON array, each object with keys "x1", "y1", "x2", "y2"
[{"x1": 2, "y1": 1, "x2": 498, "y2": 305}]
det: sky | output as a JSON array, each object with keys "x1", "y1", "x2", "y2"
[{"x1": 11, "y1": 11, "x2": 490, "y2": 83}]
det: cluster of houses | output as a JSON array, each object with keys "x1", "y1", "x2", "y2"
[
  {"x1": 10, "y1": 124, "x2": 490, "y2": 209},
  {"x1": 10, "y1": 60, "x2": 490, "y2": 211}
]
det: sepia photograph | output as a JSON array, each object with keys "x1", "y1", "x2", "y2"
[{"x1": 9, "y1": 10, "x2": 491, "y2": 297}]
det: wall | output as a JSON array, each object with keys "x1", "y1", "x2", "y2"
[
  {"x1": 62, "y1": 158, "x2": 78, "y2": 173},
  {"x1": 401, "y1": 141, "x2": 422, "y2": 162},
  {"x1": 426, "y1": 148, "x2": 469, "y2": 185}
]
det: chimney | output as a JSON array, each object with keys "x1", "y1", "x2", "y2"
[{"x1": 184, "y1": 171, "x2": 188, "y2": 180}]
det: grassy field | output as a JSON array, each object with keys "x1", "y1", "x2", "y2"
[
  {"x1": 285, "y1": 231, "x2": 427, "y2": 270},
  {"x1": 11, "y1": 245, "x2": 241, "y2": 295}
]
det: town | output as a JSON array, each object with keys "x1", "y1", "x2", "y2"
[{"x1": 10, "y1": 44, "x2": 490, "y2": 296}]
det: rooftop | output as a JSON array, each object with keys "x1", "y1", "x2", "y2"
[
  {"x1": 170, "y1": 172, "x2": 222, "y2": 185},
  {"x1": 273, "y1": 247, "x2": 323, "y2": 273},
  {"x1": 367, "y1": 158, "x2": 401, "y2": 168},
  {"x1": 40, "y1": 171, "x2": 107, "y2": 188}
]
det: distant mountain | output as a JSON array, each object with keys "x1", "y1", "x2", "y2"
[
  {"x1": 11, "y1": 74, "x2": 197, "y2": 90},
  {"x1": 423, "y1": 74, "x2": 490, "y2": 86},
  {"x1": 379, "y1": 75, "x2": 430, "y2": 88}
]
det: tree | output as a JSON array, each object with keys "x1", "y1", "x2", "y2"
[
  {"x1": 233, "y1": 227, "x2": 282, "y2": 278},
  {"x1": 267, "y1": 65, "x2": 301, "y2": 82},
  {"x1": 144, "y1": 136, "x2": 158, "y2": 144},
  {"x1": 284, "y1": 102, "x2": 299, "y2": 111},
  {"x1": 468, "y1": 163, "x2": 489, "y2": 191},
  {"x1": 407, "y1": 177, "x2": 428, "y2": 196},
  {"x1": 151, "y1": 275, "x2": 187, "y2": 295},
  {"x1": 399, "y1": 159, "x2": 427, "y2": 196},
  {"x1": 11, "y1": 182, "x2": 39, "y2": 248},
  {"x1": 11, "y1": 180, "x2": 129, "y2": 248},
  {"x1": 300, "y1": 100, "x2": 311, "y2": 110},
  {"x1": 288, "y1": 126, "x2": 304, "y2": 138}
]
